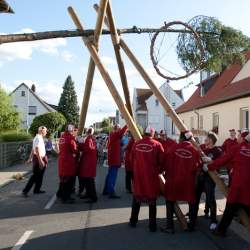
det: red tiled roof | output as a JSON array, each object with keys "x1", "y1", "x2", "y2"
[
  {"x1": 176, "y1": 54, "x2": 250, "y2": 114},
  {"x1": 135, "y1": 88, "x2": 153, "y2": 111}
]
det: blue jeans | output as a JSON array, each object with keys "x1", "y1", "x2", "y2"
[{"x1": 104, "y1": 166, "x2": 119, "y2": 195}]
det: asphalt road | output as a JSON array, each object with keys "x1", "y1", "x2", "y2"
[{"x1": 0, "y1": 159, "x2": 249, "y2": 250}]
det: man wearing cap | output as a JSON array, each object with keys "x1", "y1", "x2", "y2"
[
  {"x1": 162, "y1": 130, "x2": 200, "y2": 233},
  {"x1": 221, "y1": 129, "x2": 238, "y2": 153},
  {"x1": 206, "y1": 130, "x2": 250, "y2": 236},
  {"x1": 129, "y1": 126, "x2": 164, "y2": 232},
  {"x1": 57, "y1": 124, "x2": 78, "y2": 203},
  {"x1": 103, "y1": 124, "x2": 128, "y2": 198},
  {"x1": 194, "y1": 132, "x2": 223, "y2": 231},
  {"x1": 78, "y1": 127, "x2": 98, "y2": 203},
  {"x1": 23, "y1": 126, "x2": 48, "y2": 197},
  {"x1": 158, "y1": 130, "x2": 177, "y2": 153}
]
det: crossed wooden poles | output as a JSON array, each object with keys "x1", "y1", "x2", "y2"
[{"x1": 68, "y1": 0, "x2": 250, "y2": 231}]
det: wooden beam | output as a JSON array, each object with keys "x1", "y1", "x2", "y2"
[
  {"x1": 68, "y1": 6, "x2": 142, "y2": 141},
  {"x1": 119, "y1": 38, "x2": 250, "y2": 231},
  {"x1": 77, "y1": 0, "x2": 109, "y2": 135},
  {"x1": 99, "y1": 1, "x2": 134, "y2": 117}
]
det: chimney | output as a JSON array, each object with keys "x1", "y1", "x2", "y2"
[{"x1": 31, "y1": 84, "x2": 36, "y2": 92}]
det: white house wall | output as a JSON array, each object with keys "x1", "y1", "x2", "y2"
[
  {"x1": 11, "y1": 85, "x2": 50, "y2": 129},
  {"x1": 178, "y1": 96, "x2": 250, "y2": 145}
]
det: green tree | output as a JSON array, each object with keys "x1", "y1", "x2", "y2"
[
  {"x1": 0, "y1": 86, "x2": 20, "y2": 132},
  {"x1": 29, "y1": 112, "x2": 66, "y2": 136},
  {"x1": 58, "y1": 75, "x2": 79, "y2": 125},
  {"x1": 101, "y1": 118, "x2": 110, "y2": 128}
]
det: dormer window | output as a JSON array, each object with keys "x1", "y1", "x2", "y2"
[{"x1": 200, "y1": 85, "x2": 205, "y2": 97}]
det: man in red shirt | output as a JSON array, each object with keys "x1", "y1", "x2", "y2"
[
  {"x1": 221, "y1": 129, "x2": 238, "y2": 153},
  {"x1": 103, "y1": 124, "x2": 128, "y2": 198},
  {"x1": 194, "y1": 132, "x2": 222, "y2": 231},
  {"x1": 78, "y1": 127, "x2": 98, "y2": 203},
  {"x1": 57, "y1": 124, "x2": 78, "y2": 204},
  {"x1": 162, "y1": 130, "x2": 200, "y2": 233},
  {"x1": 158, "y1": 130, "x2": 177, "y2": 153},
  {"x1": 207, "y1": 130, "x2": 250, "y2": 236},
  {"x1": 124, "y1": 135, "x2": 135, "y2": 193},
  {"x1": 129, "y1": 126, "x2": 164, "y2": 232}
]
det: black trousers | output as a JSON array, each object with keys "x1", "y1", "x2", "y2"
[
  {"x1": 125, "y1": 170, "x2": 133, "y2": 192},
  {"x1": 56, "y1": 176, "x2": 75, "y2": 201},
  {"x1": 23, "y1": 164, "x2": 46, "y2": 194},
  {"x1": 194, "y1": 173, "x2": 217, "y2": 223},
  {"x1": 166, "y1": 201, "x2": 196, "y2": 229},
  {"x1": 130, "y1": 197, "x2": 157, "y2": 228},
  {"x1": 217, "y1": 203, "x2": 250, "y2": 234},
  {"x1": 79, "y1": 177, "x2": 97, "y2": 201}
]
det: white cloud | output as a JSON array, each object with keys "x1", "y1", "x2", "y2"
[
  {"x1": 61, "y1": 50, "x2": 74, "y2": 62},
  {"x1": 0, "y1": 28, "x2": 67, "y2": 65},
  {"x1": 100, "y1": 56, "x2": 116, "y2": 66}
]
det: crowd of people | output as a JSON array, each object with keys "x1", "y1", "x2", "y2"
[{"x1": 22, "y1": 124, "x2": 250, "y2": 237}]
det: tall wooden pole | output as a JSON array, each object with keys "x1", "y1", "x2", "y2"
[
  {"x1": 68, "y1": 6, "x2": 141, "y2": 141},
  {"x1": 103, "y1": 1, "x2": 133, "y2": 117},
  {"x1": 119, "y1": 38, "x2": 250, "y2": 230},
  {"x1": 77, "y1": 0, "x2": 109, "y2": 135}
]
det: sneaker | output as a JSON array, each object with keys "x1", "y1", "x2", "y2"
[
  {"x1": 109, "y1": 194, "x2": 121, "y2": 199},
  {"x1": 34, "y1": 190, "x2": 46, "y2": 194},
  {"x1": 22, "y1": 191, "x2": 28, "y2": 198},
  {"x1": 210, "y1": 223, "x2": 217, "y2": 231}
]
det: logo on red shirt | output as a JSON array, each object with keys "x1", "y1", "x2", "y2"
[
  {"x1": 175, "y1": 149, "x2": 192, "y2": 159},
  {"x1": 136, "y1": 144, "x2": 153, "y2": 153},
  {"x1": 240, "y1": 148, "x2": 250, "y2": 157}
]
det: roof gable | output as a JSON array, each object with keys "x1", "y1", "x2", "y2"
[{"x1": 176, "y1": 53, "x2": 250, "y2": 113}]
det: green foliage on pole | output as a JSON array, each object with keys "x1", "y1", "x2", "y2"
[
  {"x1": 177, "y1": 16, "x2": 250, "y2": 73},
  {"x1": 58, "y1": 75, "x2": 79, "y2": 125},
  {"x1": 0, "y1": 86, "x2": 20, "y2": 132},
  {"x1": 29, "y1": 112, "x2": 66, "y2": 136}
]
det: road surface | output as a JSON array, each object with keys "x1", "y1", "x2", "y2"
[{"x1": 0, "y1": 159, "x2": 249, "y2": 250}]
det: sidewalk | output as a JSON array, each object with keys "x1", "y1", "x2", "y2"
[{"x1": 0, "y1": 162, "x2": 32, "y2": 188}]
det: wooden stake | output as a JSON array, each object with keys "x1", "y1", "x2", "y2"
[
  {"x1": 104, "y1": 1, "x2": 133, "y2": 117},
  {"x1": 78, "y1": 0, "x2": 109, "y2": 135},
  {"x1": 119, "y1": 38, "x2": 250, "y2": 230},
  {"x1": 68, "y1": 6, "x2": 141, "y2": 141}
]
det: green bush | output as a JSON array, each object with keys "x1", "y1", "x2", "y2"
[
  {"x1": 29, "y1": 112, "x2": 66, "y2": 136},
  {"x1": 0, "y1": 131, "x2": 32, "y2": 142}
]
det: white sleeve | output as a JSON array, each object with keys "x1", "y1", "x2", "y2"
[{"x1": 33, "y1": 137, "x2": 40, "y2": 148}]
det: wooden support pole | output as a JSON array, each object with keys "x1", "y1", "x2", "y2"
[
  {"x1": 68, "y1": 6, "x2": 141, "y2": 141},
  {"x1": 119, "y1": 38, "x2": 250, "y2": 231},
  {"x1": 101, "y1": 1, "x2": 133, "y2": 117},
  {"x1": 77, "y1": 0, "x2": 109, "y2": 135}
]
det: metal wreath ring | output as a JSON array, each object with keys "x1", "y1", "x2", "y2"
[{"x1": 150, "y1": 21, "x2": 205, "y2": 81}]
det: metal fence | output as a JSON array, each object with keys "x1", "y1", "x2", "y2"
[{"x1": 0, "y1": 141, "x2": 32, "y2": 169}]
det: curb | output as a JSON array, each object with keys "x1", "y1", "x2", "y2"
[{"x1": 0, "y1": 169, "x2": 32, "y2": 189}]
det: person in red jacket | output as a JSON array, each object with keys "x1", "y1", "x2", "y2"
[
  {"x1": 221, "y1": 129, "x2": 238, "y2": 153},
  {"x1": 124, "y1": 135, "x2": 135, "y2": 193},
  {"x1": 57, "y1": 124, "x2": 78, "y2": 204},
  {"x1": 194, "y1": 132, "x2": 222, "y2": 231},
  {"x1": 129, "y1": 126, "x2": 164, "y2": 232},
  {"x1": 206, "y1": 130, "x2": 250, "y2": 236},
  {"x1": 78, "y1": 127, "x2": 98, "y2": 203},
  {"x1": 158, "y1": 130, "x2": 177, "y2": 153},
  {"x1": 162, "y1": 130, "x2": 200, "y2": 233},
  {"x1": 103, "y1": 124, "x2": 128, "y2": 198}
]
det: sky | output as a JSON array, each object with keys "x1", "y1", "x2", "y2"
[{"x1": 1, "y1": 0, "x2": 250, "y2": 126}]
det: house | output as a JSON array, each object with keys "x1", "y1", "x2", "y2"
[
  {"x1": 176, "y1": 53, "x2": 250, "y2": 145},
  {"x1": 145, "y1": 82, "x2": 184, "y2": 136},
  {"x1": 132, "y1": 88, "x2": 153, "y2": 129},
  {"x1": 10, "y1": 83, "x2": 57, "y2": 129}
]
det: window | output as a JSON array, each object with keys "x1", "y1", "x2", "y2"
[
  {"x1": 200, "y1": 85, "x2": 205, "y2": 97},
  {"x1": 21, "y1": 91, "x2": 25, "y2": 97},
  {"x1": 28, "y1": 106, "x2": 37, "y2": 115},
  {"x1": 190, "y1": 116, "x2": 194, "y2": 129},
  {"x1": 155, "y1": 99, "x2": 159, "y2": 106},
  {"x1": 240, "y1": 107, "x2": 249, "y2": 129},
  {"x1": 172, "y1": 102, "x2": 176, "y2": 108},
  {"x1": 172, "y1": 121, "x2": 176, "y2": 135},
  {"x1": 212, "y1": 112, "x2": 219, "y2": 133},
  {"x1": 199, "y1": 115, "x2": 204, "y2": 129}
]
